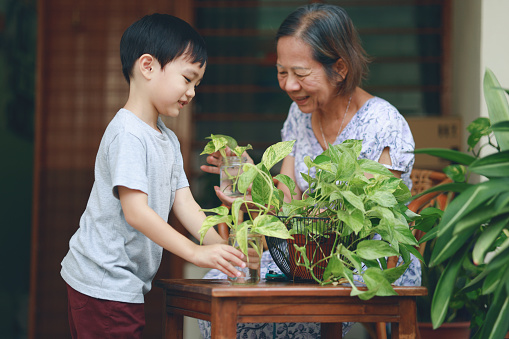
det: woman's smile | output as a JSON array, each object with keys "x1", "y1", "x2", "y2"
[{"x1": 293, "y1": 96, "x2": 310, "y2": 106}]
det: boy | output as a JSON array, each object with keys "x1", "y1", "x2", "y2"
[{"x1": 60, "y1": 13, "x2": 245, "y2": 338}]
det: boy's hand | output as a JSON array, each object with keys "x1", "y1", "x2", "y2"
[{"x1": 192, "y1": 244, "x2": 246, "y2": 278}]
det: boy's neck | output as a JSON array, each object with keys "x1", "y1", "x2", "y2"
[{"x1": 123, "y1": 97, "x2": 161, "y2": 133}]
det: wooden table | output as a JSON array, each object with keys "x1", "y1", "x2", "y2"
[{"x1": 155, "y1": 279, "x2": 427, "y2": 339}]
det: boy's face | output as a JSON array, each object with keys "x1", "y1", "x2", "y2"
[{"x1": 149, "y1": 55, "x2": 205, "y2": 118}]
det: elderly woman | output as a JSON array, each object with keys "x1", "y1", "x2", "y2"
[{"x1": 199, "y1": 3, "x2": 420, "y2": 338}]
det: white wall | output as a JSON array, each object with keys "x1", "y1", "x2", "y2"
[
  {"x1": 452, "y1": 0, "x2": 509, "y2": 151},
  {"x1": 451, "y1": 0, "x2": 482, "y2": 148},
  {"x1": 480, "y1": 0, "x2": 509, "y2": 117}
]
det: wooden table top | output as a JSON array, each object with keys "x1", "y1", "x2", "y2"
[{"x1": 155, "y1": 279, "x2": 428, "y2": 298}]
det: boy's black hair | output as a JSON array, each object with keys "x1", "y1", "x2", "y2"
[{"x1": 120, "y1": 13, "x2": 207, "y2": 84}]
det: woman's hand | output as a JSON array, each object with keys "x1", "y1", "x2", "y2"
[
  {"x1": 200, "y1": 148, "x2": 254, "y2": 175},
  {"x1": 214, "y1": 186, "x2": 259, "y2": 213}
]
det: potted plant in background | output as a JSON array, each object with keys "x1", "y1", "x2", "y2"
[
  {"x1": 411, "y1": 68, "x2": 509, "y2": 338},
  {"x1": 199, "y1": 139, "x2": 295, "y2": 284},
  {"x1": 266, "y1": 139, "x2": 423, "y2": 300},
  {"x1": 412, "y1": 206, "x2": 485, "y2": 337}
]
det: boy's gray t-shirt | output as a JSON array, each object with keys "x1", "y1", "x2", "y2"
[{"x1": 61, "y1": 108, "x2": 189, "y2": 303}]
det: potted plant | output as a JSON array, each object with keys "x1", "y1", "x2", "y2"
[
  {"x1": 267, "y1": 139, "x2": 423, "y2": 300},
  {"x1": 201, "y1": 134, "x2": 253, "y2": 196},
  {"x1": 198, "y1": 136, "x2": 422, "y2": 297},
  {"x1": 411, "y1": 68, "x2": 509, "y2": 338},
  {"x1": 412, "y1": 206, "x2": 484, "y2": 337},
  {"x1": 198, "y1": 139, "x2": 295, "y2": 283}
]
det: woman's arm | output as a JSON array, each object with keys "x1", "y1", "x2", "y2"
[
  {"x1": 377, "y1": 147, "x2": 402, "y2": 178},
  {"x1": 118, "y1": 186, "x2": 245, "y2": 277}
]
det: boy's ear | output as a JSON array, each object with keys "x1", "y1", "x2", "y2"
[
  {"x1": 334, "y1": 58, "x2": 348, "y2": 82},
  {"x1": 138, "y1": 54, "x2": 156, "y2": 79}
]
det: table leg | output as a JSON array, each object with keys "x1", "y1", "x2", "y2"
[
  {"x1": 321, "y1": 323, "x2": 343, "y2": 339},
  {"x1": 211, "y1": 298, "x2": 237, "y2": 338},
  {"x1": 165, "y1": 312, "x2": 183, "y2": 339},
  {"x1": 393, "y1": 298, "x2": 418, "y2": 339}
]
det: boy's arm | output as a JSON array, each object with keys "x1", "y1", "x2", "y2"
[
  {"x1": 171, "y1": 186, "x2": 226, "y2": 245},
  {"x1": 117, "y1": 186, "x2": 244, "y2": 277}
]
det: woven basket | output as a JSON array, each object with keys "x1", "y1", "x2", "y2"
[{"x1": 267, "y1": 216, "x2": 356, "y2": 281}]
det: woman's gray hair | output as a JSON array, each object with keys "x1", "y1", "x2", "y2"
[{"x1": 276, "y1": 3, "x2": 369, "y2": 96}]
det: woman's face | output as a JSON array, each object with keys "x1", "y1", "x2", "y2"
[{"x1": 276, "y1": 36, "x2": 339, "y2": 114}]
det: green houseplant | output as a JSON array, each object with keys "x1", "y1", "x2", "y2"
[
  {"x1": 198, "y1": 137, "x2": 422, "y2": 297},
  {"x1": 198, "y1": 139, "x2": 295, "y2": 281},
  {"x1": 412, "y1": 206, "x2": 484, "y2": 336},
  {"x1": 411, "y1": 68, "x2": 509, "y2": 338},
  {"x1": 273, "y1": 139, "x2": 422, "y2": 300}
]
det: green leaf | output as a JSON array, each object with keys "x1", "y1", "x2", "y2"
[
  {"x1": 250, "y1": 165, "x2": 272, "y2": 206},
  {"x1": 237, "y1": 163, "x2": 258, "y2": 194},
  {"x1": 431, "y1": 178, "x2": 509, "y2": 265},
  {"x1": 473, "y1": 214, "x2": 509, "y2": 265},
  {"x1": 252, "y1": 215, "x2": 292, "y2": 239},
  {"x1": 200, "y1": 205, "x2": 230, "y2": 216},
  {"x1": 401, "y1": 243, "x2": 424, "y2": 263},
  {"x1": 336, "y1": 191, "x2": 365, "y2": 213},
  {"x1": 355, "y1": 240, "x2": 399, "y2": 260},
  {"x1": 485, "y1": 236, "x2": 509, "y2": 271},
  {"x1": 453, "y1": 203, "x2": 509, "y2": 236},
  {"x1": 358, "y1": 159, "x2": 393, "y2": 176},
  {"x1": 322, "y1": 254, "x2": 344, "y2": 282},
  {"x1": 418, "y1": 226, "x2": 439, "y2": 244},
  {"x1": 443, "y1": 164, "x2": 467, "y2": 182},
  {"x1": 199, "y1": 214, "x2": 231, "y2": 244},
  {"x1": 336, "y1": 209, "x2": 364, "y2": 234},
  {"x1": 467, "y1": 117, "x2": 492, "y2": 150},
  {"x1": 482, "y1": 268, "x2": 506, "y2": 295},
  {"x1": 212, "y1": 136, "x2": 229, "y2": 152},
  {"x1": 231, "y1": 198, "x2": 244, "y2": 226},
  {"x1": 393, "y1": 180, "x2": 412, "y2": 203},
  {"x1": 367, "y1": 191, "x2": 398, "y2": 208},
  {"x1": 467, "y1": 117, "x2": 491, "y2": 135},
  {"x1": 392, "y1": 222, "x2": 418, "y2": 246},
  {"x1": 479, "y1": 283, "x2": 509, "y2": 339},
  {"x1": 491, "y1": 120, "x2": 509, "y2": 133},
  {"x1": 461, "y1": 269, "x2": 489, "y2": 294},
  {"x1": 274, "y1": 173, "x2": 297, "y2": 196},
  {"x1": 407, "y1": 182, "x2": 469, "y2": 202},
  {"x1": 232, "y1": 144, "x2": 253, "y2": 158},
  {"x1": 469, "y1": 150, "x2": 509, "y2": 178},
  {"x1": 382, "y1": 261, "x2": 411, "y2": 284},
  {"x1": 335, "y1": 152, "x2": 357, "y2": 180},
  {"x1": 413, "y1": 148, "x2": 476, "y2": 165},
  {"x1": 261, "y1": 140, "x2": 295, "y2": 170},
  {"x1": 339, "y1": 245, "x2": 363, "y2": 273},
  {"x1": 362, "y1": 267, "x2": 398, "y2": 297},
  {"x1": 484, "y1": 68, "x2": 509, "y2": 151},
  {"x1": 201, "y1": 140, "x2": 217, "y2": 155},
  {"x1": 234, "y1": 221, "x2": 250, "y2": 256},
  {"x1": 431, "y1": 247, "x2": 468, "y2": 329}
]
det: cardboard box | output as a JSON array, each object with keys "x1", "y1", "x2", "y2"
[{"x1": 406, "y1": 116, "x2": 462, "y2": 170}]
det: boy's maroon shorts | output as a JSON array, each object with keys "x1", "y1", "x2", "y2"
[{"x1": 66, "y1": 284, "x2": 145, "y2": 338}]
